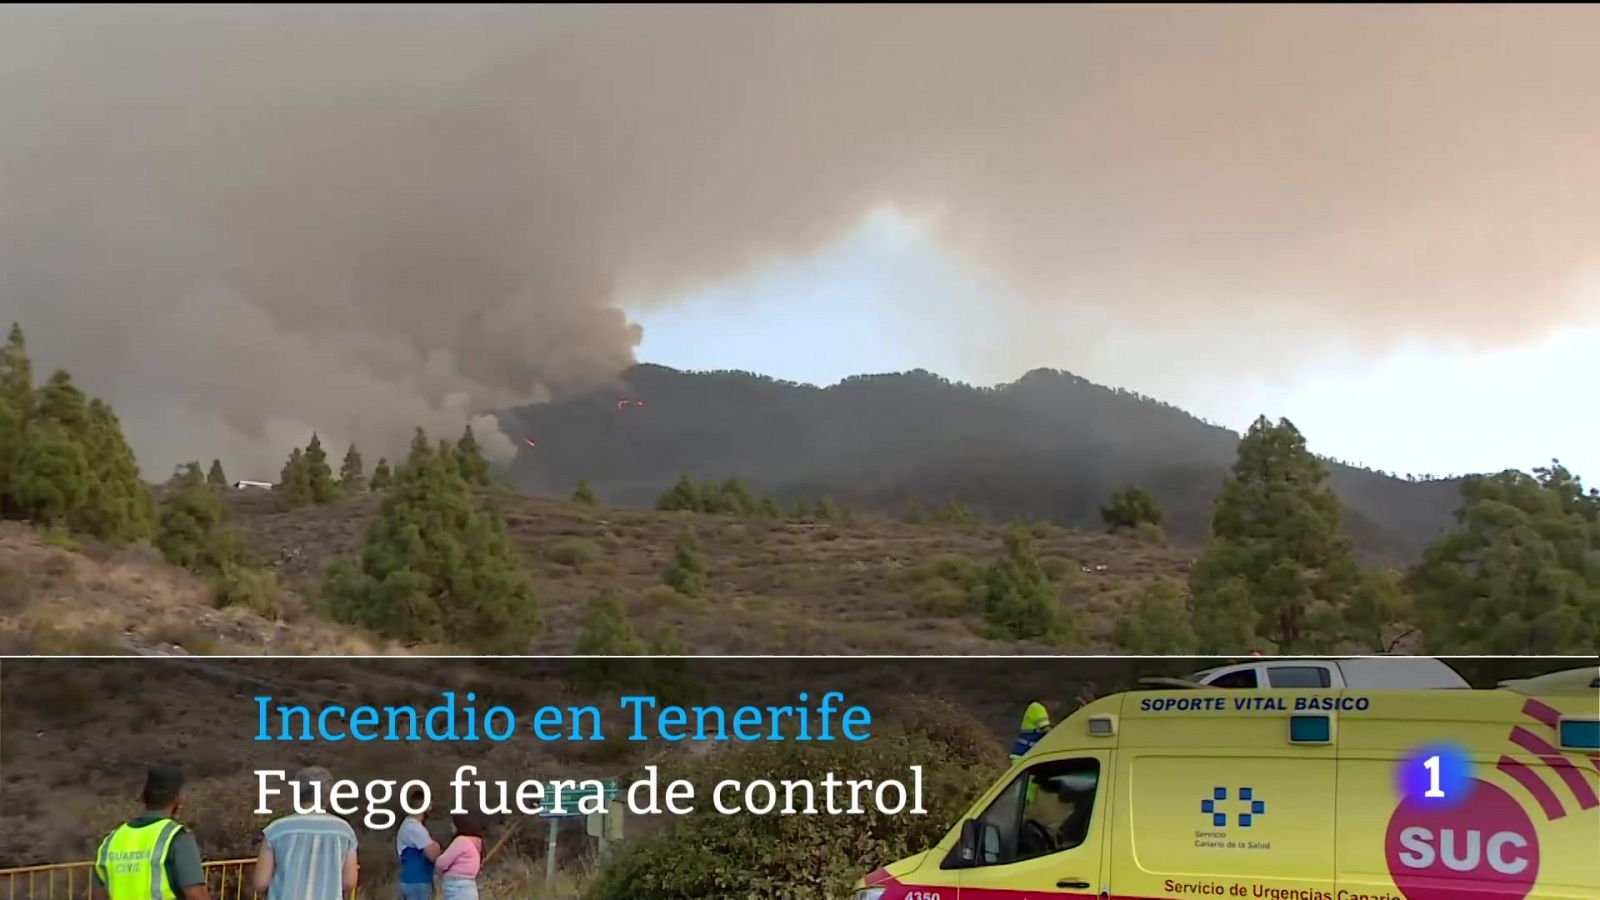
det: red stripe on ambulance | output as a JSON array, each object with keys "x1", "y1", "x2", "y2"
[
  {"x1": 1508, "y1": 726, "x2": 1600, "y2": 810},
  {"x1": 1497, "y1": 756, "x2": 1566, "y2": 820}
]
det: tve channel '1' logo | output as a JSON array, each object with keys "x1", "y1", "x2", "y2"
[{"x1": 1385, "y1": 745, "x2": 1539, "y2": 900}]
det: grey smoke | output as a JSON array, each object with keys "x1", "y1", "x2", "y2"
[{"x1": 3, "y1": 5, "x2": 1596, "y2": 477}]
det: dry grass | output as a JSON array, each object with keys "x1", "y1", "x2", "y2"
[
  {"x1": 0, "y1": 483, "x2": 1198, "y2": 659},
  {"x1": 222, "y1": 489, "x2": 1196, "y2": 655},
  {"x1": 0, "y1": 522, "x2": 407, "y2": 656}
]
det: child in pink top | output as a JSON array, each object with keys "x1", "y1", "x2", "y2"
[{"x1": 434, "y1": 813, "x2": 485, "y2": 900}]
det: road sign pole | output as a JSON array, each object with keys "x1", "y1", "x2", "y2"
[{"x1": 544, "y1": 818, "x2": 558, "y2": 890}]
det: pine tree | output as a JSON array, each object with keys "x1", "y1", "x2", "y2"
[
  {"x1": 719, "y1": 477, "x2": 755, "y2": 516},
  {"x1": 0, "y1": 396, "x2": 20, "y2": 507},
  {"x1": 156, "y1": 463, "x2": 235, "y2": 573},
  {"x1": 1113, "y1": 578, "x2": 1198, "y2": 653},
  {"x1": 1191, "y1": 576, "x2": 1261, "y2": 654},
  {"x1": 339, "y1": 444, "x2": 365, "y2": 493},
  {"x1": 572, "y1": 479, "x2": 598, "y2": 506},
  {"x1": 656, "y1": 474, "x2": 699, "y2": 512},
  {"x1": 277, "y1": 448, "x2": 312, "y2": 509},
  {"x1": 814, "y1": 496, "x2": 838, "y2": 522},
  {"x1": 1190, "y1": 416, "x2": 1361, "y2": 654},
  {"x1": 573, "y1": 589, "x2": 646, "y2": 651},
  {"x1": 176, "y1": 461, "x2": 205, "y2": 488},
  {"x1": 566, "y1": 588, "x2": 648, "y2": 690},
  {"x1": 456, "y1": 424, "x2": 491, "y2": 487},
  {"x1": 1100, "y1": 485, "x2": 1163, "y2": 532},
  {"x1": 982, "y1": 524, "x2": 1076, "y2": 643},
  {"x1": 402, "y1": 427, "x2": 433, "y2": 478},
  {"x1": 790, "y1": 497, "x2": 813, "y2": 520},
  {"x1": 11, "y1": 428, "x2": 89, "y2": 527},
  {"x1": 1345, "y1": 567, "x2": 1413, "y2": 653},
  {"x1": 664, "y1": 528, "x2": 707, "y2": 598},
  {"x1": 369, "y1": 458, "x2": 393, "y2": 491},
  {"x1": 323, "y1": 428, "x2": 541, "y2": 652},
  {"x1": 436, "y1": 439, "x2": 460, "y2": 480},
  {"x1": 207, "y1": 459, "x2": 228, "y2": 488},
  {"x1": 302, "y1": 433, "x2": 336, "y2": 504},
  {"x1": 695, "y1": 480, "x2": 725, "y2": 514},
  {"x1": 646, "y1": 626, "x2": 699, "y2": 702},
  {"x1": 0, "y1": 324, "x2": 35, "y2": 424},
  {"x1": 36, "y1": 369, "x2": 88, "y2": 435},
  {"x1": 73, "y1": 398, "x2": 154, "y2": 542},
  {"x1": 756, "y1": 496, "x2": 781, "y2": 518},
  {"x1": 1409, "y1": 463, "x2": 1598, "y2": 655},
  {"x1": 0, "y1": 326, "x2": 32, "y2": 508}
]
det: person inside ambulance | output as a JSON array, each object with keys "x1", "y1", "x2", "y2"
[
  {"x1": 969, "y1": 760, "x2": 1099, "y2": 866},
  {"x1": 1017, "y1": 770, "x2": 1096, "y2": 857}
]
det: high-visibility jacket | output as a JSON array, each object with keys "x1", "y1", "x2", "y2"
[
  {"x1": 96, "y1": 818, "x2": 183, "y2": 900},
  {"x1": 1009, "y1": 701, "x2": 1051, "y2": 761}
]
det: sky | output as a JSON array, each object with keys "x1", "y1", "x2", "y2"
[
  {"x1": 632, "y1": 209, "x2": 1600, "y2": 479},
  {"x1": 2, "y1": 5, "x2": 1597, "y2": 481}
]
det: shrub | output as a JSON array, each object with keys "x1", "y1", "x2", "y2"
[
  {"x1": 211, "y1": 562, "x2": 283, "y2": 619},
  {"x1": 1038, "y1": 555, "x2": 1075, "y2": 582},
  {"x1": 915, "y1": 580, "x2": 973, "y2": 617},
  {"x1": 1133, "y1": 521, "x2": 1167, "y2": 545},
  {"x1": 148, "y1": 620, "x2": 219, "y2": 655},
  {"x1": 641, "y1": 583, "x2": 705, "y2": 613},
  {"x1": 548, "y1": 538, "x2": 604, "y2": 570},
  {"x1": 572, "y1": 480, "x2": 599, "y2": 506},
  {"x1": 1100, "y1": 485, "x2": 1163, "y2": 532},
  {"x1": 906, "y1": 554, "x2": 981, "y2": 587},
  {"x1": 1114, "y1": 578, "x2": 1198, "y2": 654},
  {"x1": 40, "y1": 528, "x2": 79, "y2": 551},
  {"x1": 932, "y1": 498, "x2": 978, "y2": 526},
  {"x1": 26, "y1": 622, "x2": 122, "y2": 655},
  {"x1": 588, "y1": 714, "x2": 998, "y2": 899},
  {"x1": 663, "y1": 529, "x2": 707, "y2": 598}
]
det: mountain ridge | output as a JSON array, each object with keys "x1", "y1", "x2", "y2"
[{"x1": 501, "y1": 363, "x2": 1468, "y2": 561}]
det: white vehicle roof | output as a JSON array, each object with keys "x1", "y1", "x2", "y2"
[
  {"x1": 1188, "y1": 657, "x2": 1470, "y2": 690},
  {"x1": 1334, "y1": 656, "x2": 1469, "y2": 689}
]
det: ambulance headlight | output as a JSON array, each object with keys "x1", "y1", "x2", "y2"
[{"x1": 853, "y1": 889, "x2": 886, "y2": 900}]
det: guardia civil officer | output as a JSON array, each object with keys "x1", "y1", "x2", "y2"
[{"x1": 92, "y1": 766, "x2": 211, "y2": 900}]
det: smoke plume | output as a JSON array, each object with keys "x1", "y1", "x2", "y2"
[{"x1": 3, "y1": 5, "x2": 1596, "y2": 477}]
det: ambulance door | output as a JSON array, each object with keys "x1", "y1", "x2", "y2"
[{"x1": 955, "y1": 750, "x2": 1110, "y2": 898}]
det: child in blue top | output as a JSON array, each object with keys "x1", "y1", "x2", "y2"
[{"x1": 395, "y1": 786, "x2": 441, "y2": 900}]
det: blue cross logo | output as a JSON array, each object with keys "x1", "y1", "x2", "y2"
[{"x1": 1201, "y1": 787, "x2": 1265, "y2": 827}]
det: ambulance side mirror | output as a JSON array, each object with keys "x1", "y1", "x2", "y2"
[{"x1": 948, "y1": 819, "x2": 981, "y2": 868}]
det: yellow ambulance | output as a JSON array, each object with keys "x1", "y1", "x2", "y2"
[{"x1": 851, "y1": 668, "x2": 1599, "y2": 900}]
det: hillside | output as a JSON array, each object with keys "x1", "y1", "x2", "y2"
[
  {"x1": 501, "y1": 365, "x2": 1466, "y2": 561},
  {"x1": 221, "y1": 488, "x2": 1196, "y2": 655},
  {"x1": 0, "y1": 522, "x2": 402, "y2": 656}
]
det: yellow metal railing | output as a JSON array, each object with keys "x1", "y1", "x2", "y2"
[{"x1": 0, "y1": 858, "x2": 355, "y2": 900}]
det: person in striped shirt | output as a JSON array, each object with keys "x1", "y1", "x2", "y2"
[{"x1": 251, "y1": 768, "x2": 359, "y2": 900}]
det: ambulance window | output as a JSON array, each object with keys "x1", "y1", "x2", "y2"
[
  {"x1": 971, "y1": 759, "x2": 1100, "y2": 867},
  {"x1": 1267, "y1": 666, "x2": 1332, "y2": 688},
  {"x1": 1207, "y1": 668, "x2": 1258, "y2": 688}
]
